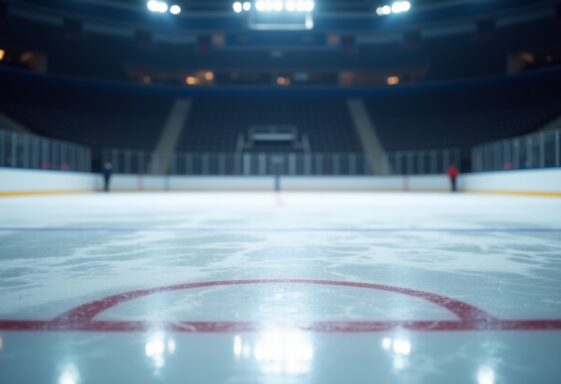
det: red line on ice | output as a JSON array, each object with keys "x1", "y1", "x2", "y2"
[{"x1": 1, "y1": 279, "x2": 561, "y2": 333}]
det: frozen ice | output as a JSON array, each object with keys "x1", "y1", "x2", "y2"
[{"x1": 0, "y1": 192, "x2": 561, "y2": 383}]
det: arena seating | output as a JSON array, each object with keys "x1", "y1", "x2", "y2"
[
  {"x1": 177, "y1": 97, "x2": 361, "y2": 153},
  {"x1": 364, "y1": 91, "x2": 561, "y2": 151},
  {"x1": 1, "y1": 73, "x2": 559, "y2": 154},
  {"x1": 0, "y1": 80, "x2": 172, "y2": 150}
]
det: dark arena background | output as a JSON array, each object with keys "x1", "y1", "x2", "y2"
[{"x1": 1, "y1": 1, "x2": 561, "y2": 383}]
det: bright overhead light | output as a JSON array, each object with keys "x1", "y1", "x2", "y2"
[
  {"x1": 386, "y1": 75, "x2": 400, "y2": 85},
  {"x1": 478, "y1": 367, "x2": 496, "y2": 384},
  {"x1": 276, "y1": 76, "x2": 290, "y2": 86},
  {"x1": 262, "y1": 0, "x2": 273, "y2": 12},
  {"x1": 273, "y1": 0, "x2": 284, "y2": 12},
  {"x1": 251, "y1": 0, "x2": 314, "y2": 13},
  {"x1": 377, "y1": 1, "x2": 410, "y2": 16},
  {"x1": 233, "y1": 1, "x2": 243, "y2": 13},
  {"x1": 286, "y1": 0, "x2": 296, "y2": 11},
  {"x1": 185, "y1": 76, "x2": 200, "y2": 85},
  {"x1": 147, "y1": 0, "x2": 158, "y2": 12},
  {"x1": 147, "y1": 0, "x2": 169, "y2": 13},
  {"x1": 204, "y1": 71, "x2": 214, "y2": 81},
  {"x1": 392, "y1": 1, "x2": 411, "y2": 13},
  {"x1": 392, "y1": 1, "x2": 403, "y2": 13},
  {"x1": 169, "y1": 4, "x2": 181, "y2": 14}
]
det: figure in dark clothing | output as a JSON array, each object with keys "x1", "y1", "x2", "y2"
[
  {"x1": 102, "y1": 162, "x2": 113, "y2": 192},
  {"x1": 447, "y1": 164, "x2": 459, "y2": 192}
]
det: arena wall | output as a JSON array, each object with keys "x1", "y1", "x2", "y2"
[
  {"x1": 459, "y1": 168, "x2": 561, "y2": 196},
  {"x1": 109, "y1": 175, "x2": 449, "y2": 191},
  {"x1": 0, "y1": 168, "x2": 98, "y2": 195},
  {"x1": 1, "y1": 167, "x2": 560, "y2": 196}
]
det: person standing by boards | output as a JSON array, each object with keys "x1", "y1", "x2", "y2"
[
  {"x1": 102, "y1": 162, "x2": 113, "y2": 192},
  {"x1": 447, "y1": 164, "x2": 459, "y2": 192}
]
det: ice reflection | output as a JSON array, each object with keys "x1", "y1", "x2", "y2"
[
  {"x1": 381, "y1": 335, "x2": 412, "y2": 371},
  {"x1": 58, "y1": 363, "x2": 80, "y2": 384},
  {"x1": 478, "y1": 366, "x2": 495, "y2": 384},
  {"x1": 145, "y1": 332, "x2": 176, "y2": 371},
  {"x1": 233, "y1": 330, "x2": 314, "y2": 375}
]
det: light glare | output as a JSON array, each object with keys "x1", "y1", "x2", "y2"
[
  {"x1": 478, "y1": 367, "x2": 495, "y2": 384},
  {"x1": 233, "y1": 335, "x2": 243, "y2": 356},
  {"x1": 295, "y1": 0, "x2": 306, "y2": 12},
  {"x1": 392, "y1": 338, "x2": 411, "y2": 355},
  {"x1": 233, "y1": 331, "x2": 314, "y2": 374},
  {"x1": 251, "y1": 0, "x2": 314, "y2": 13},
  {"x1": 204, "y1": 71, "x2": 215, "y2": 81},
  {"x1": 233, "y1": 1, "x2": 243, "y2": 13},
  {"x1": 387, "y1": 75, "x2": 400, "y2": 85},
  {"x1": 273, "y1": 0, "x2": 284, "y2": 11},
  {"x1": 254, "y1": 330, "x2": 314, "y2": 374},
  {"x1": 382, "y1": 337, "x2": 392, "y2": 350},
  {"x1": 286, "y1": 0, "x2": 296, "y2": 11},
  {"x1": 147, "y1": 0, "x2": 169, "y2": 13},
  {"x1": 377, "y1": 1, "x2": 410, "y2": 16},
  {"x1": 58, "y1": 364, "x2": 80, "y2": 384},
  {"x1": 263, "y1": 0, "x2": 273, "y2": 11},
  {"x1": 169, "y1": 4, "x2": 181, "y2": 14},
  {"x1": 145, "y1": 338, "x2": 165, "y2": 357},
  {"x1": 167, "y1": 339, "x2": 176, "y2": 354},
  {"x1": 185, "y1": 76, "x2": 200, "y2": 85}
]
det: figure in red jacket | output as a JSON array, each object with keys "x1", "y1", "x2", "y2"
[{"x1": 447, "y1": 165, "x2": 459, "y2": 192}]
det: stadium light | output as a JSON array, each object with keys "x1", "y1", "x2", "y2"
[
  {"x1": 262, "y1": 0, "x2": 273, "y2": 11},
  {"x1": 241, "y1": 0, "x2": 314, "y2": 13},
  {"x1": 285, "y1": 0, "x2": 296, "y2": 11},
  {"x1": 276, "y1": 76, "x2": 291, "y2": 86},
  {"x1": 233, "y1": 1, "x2": 243, "y2": 13},
  {"x1": 204, "y1": 71, "x2": 215, "y2": 81},
  {"x1": 376, "y1": 5, "x2": 391, "y2": 15},
  {"x1": 386, "y1": 75, "x2": 400, "y2": 85},
  {"x1": 185, "y1": 76, "x2": 200, "y2": 85},
  {"x1": 392, "y1": 1, "x2": 410, "y2": 13},
  {"x1": 147, "y1": 0, "x2": 169, "y2": 13},
  {"x1": 273, "y1": 0, "x2": 284, "y2": 12},
  {"x1": 376, "y1": 1, "x2": 410, "y2": 16},
  {"x1": 169, "y1": 4, "x2": 181, "y2": 14}
]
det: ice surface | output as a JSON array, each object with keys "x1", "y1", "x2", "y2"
[{"x1": 1, "y1": 192, "x2": 561, "y2": 383}]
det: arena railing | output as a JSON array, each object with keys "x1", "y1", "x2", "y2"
[
  {"x1": 0, "y1": 129, "x2": 92, "y2": 173},
  {"x1": 472, "y1": 127, "x2": 561, "y2": 172},
  {"x1": 100, "y1": 148, "x2": 462, "y2": 176}
]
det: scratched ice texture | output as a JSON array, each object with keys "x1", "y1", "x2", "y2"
[{"x1": 1, "y1": 192, "x2": 561, "y2": 384}]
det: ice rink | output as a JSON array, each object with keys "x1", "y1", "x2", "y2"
[{"x1": 1, "y1": 192, "x2": 561, "y2": 384}]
